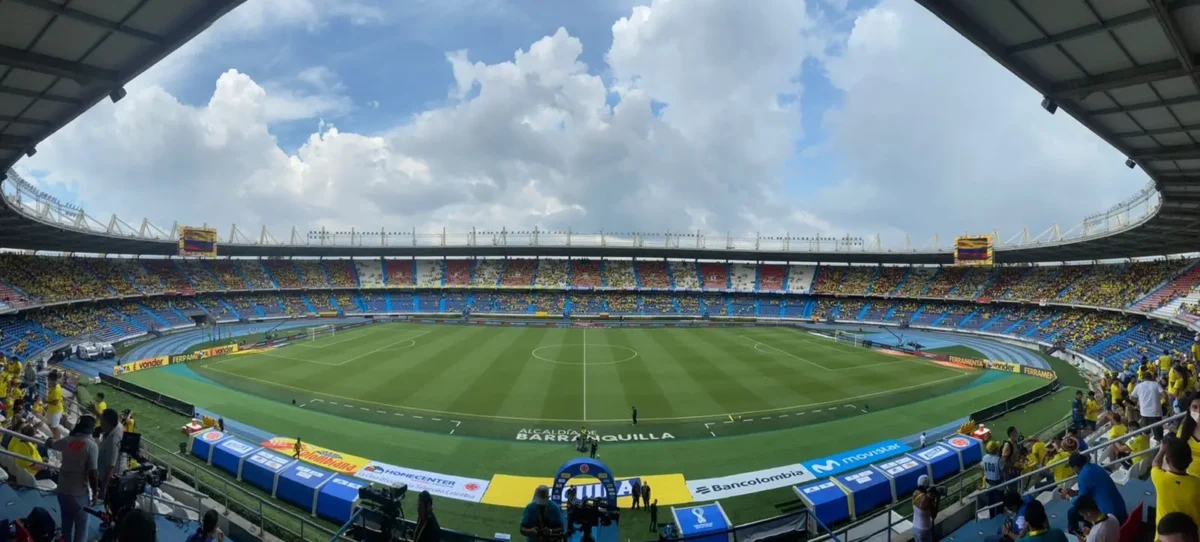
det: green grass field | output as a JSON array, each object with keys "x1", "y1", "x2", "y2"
[{"x1": 112, "y1": 321, "x2": 1055, "y2": 538}]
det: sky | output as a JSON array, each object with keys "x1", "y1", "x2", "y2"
[{"x1": 12, "y1": 0, "x2": 1150, "y2": 248}]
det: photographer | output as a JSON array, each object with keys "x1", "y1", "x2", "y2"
[
  {"x1": 912, "y1": 475, "x2": 940, "y2": 542},
  {"x1": 520, "y1": 485, "x2": 564, "y2": 542},
  {"x1": 414, "y1": 491, "x2": 441, "y2": 542}
]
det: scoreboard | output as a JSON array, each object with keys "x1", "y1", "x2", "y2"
[
  {"x1": 178, "y1": 226, "x2": 218, "y2": 257},
  {"x1": 954, "y1": 235, "x2": 993, "y2": 266}
]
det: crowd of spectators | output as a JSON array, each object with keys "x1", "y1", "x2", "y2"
[
  {"x1": 535, "y1": 260, "x2": 568, "y2": 288},
  {"x1": 1034, "y1": 265, "x2": 1088, "y2": 301},
  {"x1": 143, "y1": 260, "x2": 193, "y2": 292},
  {"x1": 333, "y1": 292, "x2": 359, "y2": 313},
  {"x1": 569, "y1": 294, "x2": 605, "y2": 313},
  {"x1": 416, "y1": 261, "x2": 442, "y2": 287},
  {"x1": 281, "y1": 294, "x2": 310, "y2": 315},
  {"x1": 641, "y1": 293, "x2": 674, "y2": 314},
  {"x1": 700, "y1": 263, "x2": 728, "y2": 290},
  {"x1": 701, "y1": 294, "x2": 728, "y2": 315},
  {"x1": 812, "y1": 298, "x2": 837, "y2": 320},
  {"x1": 759, "y1": 265, "x2": 786, "y2": 291},
  {"x1": 812, "y1": 266, "x2": 847, "y2": 294},
  {"x1": 897, "y1": 268, "x2": 936, "y2": 297},
  {"x1": 0, "y1": 255, "x2": 111, "y2": 303},
  {"x1": 669, "y1": 262, "x2": 700, "y2": 289},
  {"x1": 501, "y1": 260, "x2": 536, "y2": 287},
  {"x1": 493, "y1": 293, "x2": 531, "y2": 313},
  {"x1": 325, "y1": 260, "x2": 358, "y2": 287},
  {"x1": 83, "y1": 259, "x2": 139, "y2": 296},
  {"x1": 571, "y1": 260, "x2": 602, "y2": 288},
  {"x1": 635, "y1": 262, "x2": 669, "y2": 289},
  {"x1": 838, "y1": 299, "x2": 869, "y2": 319},
  {"x1": 207, "y1": 260, "x2": 249, "y2": 290},
  {"x1": 177, "y1": 260, "x2": 222, "y2": 292},
  {"x1": 1063, "y1": 260, "x2": 1187, "y2": 308},
  {"x1": 1001, "y1": 267, "x2": 1057, "y2": 301},
  {"x1": 533, "y1": 293, "x2": 566, "y2": 313},
  {"x1": 602, "y1": 261, "x2": 635, "y2": 289},
  {"x1": 605, "y1": 294, "x2": 638, "y2": 314},
  {"x1": 294, "y1": 261, "x2": 330, "y2": 288},
  {"x1": 948, "y1": 267, "x2": 991, "y2": 298},
  {"x1": 472, "y1": 261, "x2": 502, "y2": 286},
  {"x1": 263, "y1": 260, "x2": 301, "y2": 289},
  {"x1": 934, "y1": 302, "x2": 974, "y2": 328},
  {"x1": 871, "y1": 267, "x2": 906, "y2": 296},
  {"x1": 307, "y1": 294, "x2": 335, "y2": 312},
  {"x1": 238, "y1": 260, "x2": 277, "y2": 289},
  {"x1": 925, "y1": 268, "x2": 970, "y2": 298},
  {"x1": 445, "y1": 260, "x2": 472, "y2": 286},
  {"x1": 676, "y1": 294, "x2": 700, "y2": 315},
  {"x1": 980, "y1": 267, "x2": 1026, "y2": 299},
  {"x1": 386, "y1": 260, "x2": 415, "y2": 286}
]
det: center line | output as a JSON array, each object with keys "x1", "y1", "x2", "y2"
[{"x1": 582, "y1": 328, "x2": 588, "y2": 421}]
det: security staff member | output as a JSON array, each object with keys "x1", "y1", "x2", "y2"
[{"x1": 631, "y1": 406, "x2": 638, "y2": 426}]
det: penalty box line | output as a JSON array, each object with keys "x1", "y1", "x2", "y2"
[
  {"x1": 207, "y1": 329, "x2": 432, "y2": 368},
  {"x1": 738, "y1": 335, "x2": 834, "y2": 371},
  {"x1": 295, "y1": 325, "x2": 380, "y2": 349}
]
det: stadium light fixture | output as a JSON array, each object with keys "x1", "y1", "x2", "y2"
[
  {"x1": 109, "y1": 87, "x2": 127, "y2": 103},
  {"x1": 25, "y1": 147, "x2": 36, "y2": 158},
  {"x1": 1040, "y1": 96, "x2": 1058, "y2": 115},
  {"x1": 1125, "y1": 158, "x2": 1136, "y2": 169}
]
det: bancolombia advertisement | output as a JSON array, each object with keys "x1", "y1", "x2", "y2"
[
  {"x1": 685, "y1": 464, "x2": 816, "y2": 500},
  {"x1": 686, "y1": 439, "x2": 911, "y2": 500},
  {"x1": 356, "y1": 461, "x2": 490, "y2": 503}
]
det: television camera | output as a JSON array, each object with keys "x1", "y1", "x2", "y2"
[
  {"x1": 90, "y1": 432, "x2": 170, "y2": 542},
  {"x1": 567, "y1": 498, "x2": 619, "y2": 542},
  {"x1": 349, "y1": 483, "x2": 408, "y2": 542}
]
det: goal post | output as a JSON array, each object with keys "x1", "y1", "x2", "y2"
[
  {"x1": 833, "y1": 331, "x2": 863, "y2": 348},
  {"x1": 309, "y1": 324, "x2": 336, "y2": 341}
]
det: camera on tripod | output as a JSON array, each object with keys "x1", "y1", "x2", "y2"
[
  {"x1": 567, "y1": 498, "x2": 619, "y2": 542},
  {"x1": 90, "y1": 433, "x2": 170, "y2": 542},
  {"x1": 350, "y1": 483, "x2": 408, "y2": 542}
]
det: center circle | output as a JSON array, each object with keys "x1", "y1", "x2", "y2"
[{"x1": 531, "y1": 344, "x2": 639, "y2": 366}]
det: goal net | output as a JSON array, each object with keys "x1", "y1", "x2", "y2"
[
  {"x1": 833, "y1": 331, "x2": 864, "y2": 348},
  {"x1": 309, "y1": 324, "x2": 336, "y2": 341}
]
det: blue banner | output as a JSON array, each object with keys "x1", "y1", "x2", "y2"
[
  {"x1": 673, "y1": 503, "x2": 730, "y2": 542},
  {"x1": 801, "y1": 439, "x2": 910, "y2": 478}
]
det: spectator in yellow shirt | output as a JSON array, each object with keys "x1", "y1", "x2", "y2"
[
  {"x1": 1159, "y1": 351, "x2": 1173, "y2": 373},
  {"x1": 44, "y1": 370, "x2": 63, "y2": 428},
  {"x1": 1178, "y1": 393, "x2": 1200, "y2": 478},
  {"x1": 1084, "y1": 392, "x2": 1101, "y2": 431},
  {"x1": 121, "y1": 409, "x2": 136, "y2": 434},
  {"x1": 1151, "y1": 438, "x2": 1200, "y2": 538},
  {"x1": 7, "y1": 425, "x2": 52, "y2": 480}
]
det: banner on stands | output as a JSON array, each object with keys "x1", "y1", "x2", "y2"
[
  {"x1": 261, "y1": 437, "x2": 370, "y2": 475},
  {"x1": 801, "y1": 439, "x2": 910, "y2": 477},
  {"x1": 355, "y1": 461, "x2": 490, "y2": 503},
  {"x1": 483, "y1": 473, "x2": 691, "y2": 508},
  {"x1": 685, "y1": 464, "x2": 816, "y2": 500}
]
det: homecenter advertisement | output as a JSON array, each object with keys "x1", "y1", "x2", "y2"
[{"x1": 685, "y1": 439, "x2": 910, "y2": 501}]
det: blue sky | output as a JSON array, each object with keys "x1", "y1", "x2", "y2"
[{"x1": 16, "y1": 0, "x2": 1146, "y2": 244}]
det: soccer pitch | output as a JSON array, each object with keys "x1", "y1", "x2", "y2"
[{"x1": 134, "y1": 322, "x2": 1010, "y2": 441}]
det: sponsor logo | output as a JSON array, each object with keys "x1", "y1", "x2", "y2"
[
  {"x1": 558, "y1": 477, "x2": 642, "y2": 502},
  {"x1": 802, "y1": 481, "x2": 837, "y2": 494},
  {"x1": 484, "y1": 473, "x2": 691, "y2": 508},
  {"x1": 841, "y1": 469, "x2": 876, "y2": 485},
  {"x1": 261, "y1": 438, "x2": 370, "y2": 475},
  {"x1": 916, "y1": 446, "x2": 950, "y2": 461},
  {"x1": 802, "y1": 439, "x2": 910, "y2": 477},
  {"x1": 354, "y1": 461, "x2": 490, "y2": 503},
  {"x1": 331, "y1": 477, "x2": 365, "y2": 489},
  {"x1": 877, "y1": 458, "x2": 919, "y2": 475},
  {"x1": 948, "y1": 437, "x2": 971, "y2": 448},
  {"x1": 220, "y1": 440, "x2": 255, "y2": 455},
  {"x1": 294, "y1": 466, "x2": 326, "y2": 480},
  {"x1": 1022, "y1": 367, "x2": 1056, "y2": 380},
  {"x1": 515, "y1": 428, "x2": 675, "y2": 442},
  {"x1": 686, "y1": 465, "x2": 815, "y2": 500},
  {"x1": 248, "y1": 451, "x2": 287, "y2": 471},
  {"x1": 201, "y1": 431, "x2": 224, "y2": 442}
]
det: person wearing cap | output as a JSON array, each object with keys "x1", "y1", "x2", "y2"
[
  {"x1": 912, "y1": 475, "x2": 939, "y2": 542},
  {"x1": 1064, "y1": 453, "x2": 1127, "y2": 536},
  {"x1": 520, "y1": 485, "x2": 564, "y2": 542},
  {"x1": 48, "y1": 414, "x2": 100, "y2": 542},
  {"x1": 414, "y1": 490, "x2": 441, "y2": 542}
]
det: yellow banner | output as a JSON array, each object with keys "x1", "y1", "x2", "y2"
[
  {"x1": 482, "y1": 473, "x2": 691, "y2": 508},
  {"x1": 112, "y1": 356, "x2": 169, "y2": 376},
  {"x1": 260, "y1": 437, "x2": 371, "y2": 475},
  {"x1": 112, "y1": 344, "x2": 240, "y2": 376}
]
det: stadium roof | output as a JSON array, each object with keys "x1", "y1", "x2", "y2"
[
  {"x1": 0, "y1": 0, "x2": 245, "y2": 172},
  {"x1": 916, "y1": 0, "x2": 1200, "y2": 258},
  {"x1": 1, "y1": 0, "x2": 1199, "y2": 264}
]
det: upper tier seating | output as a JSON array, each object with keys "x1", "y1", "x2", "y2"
[
  {"x1": 535, "y1": 260, "x2": 568, "y2": 288},
  {"x1": 446, "y1": 260, "x2": 472, "y2": 286},
  {"x1": 84, "y1": 259, "x2": 139, "y2": 296},
  {"x1": 263, "y1": 260, "x2": 301, "y2": 288},
  {"x1": 501, "y1": 260, "x2": 536, "y2": 287},
  {"x1": 386, "y1": 260, "x2": 414, "y2": 286},
  {"x1": 294, "y1": 261, "x2": 330, "y2": 288},
  {"x1": 143, "y1": 260, "x2": 194, "y2": 292},
  {"x1": 838, "y1": 267, "x2": 876, "y2": 296},
  {"x1": 871, "y1": 267, "x2": 906, "y2": 296},
  {"x1": 207, "y1": 260, "x2": 250, "y2": 290},
  {"x1": 759, "y1": 265, "x2": 786, "y2": 291},
  {"x1": 238, "y1": 260, "x2": 276, "y2": 289},
  {"x1": 925, "y1": 268, "x2": 970, "y2": 298},
  {"x1": 948, "y1": 267, "x2": 992, "y2": 298},
  {"x1": 981, "y1": 267, "x2": 1027, "y2": 299},
  {"x1": 472, "y1": 261, "x2": 502, "y2": 286},
  {"x1": 812, "y1": 266, "x2": 845, "y2": 294},
  {"x1": 636, "y1": 262, "x2": 669, "y2": 288},
  {"x1": 416, "y1": 261, "x2": 442, "y2": 287},
  {"x1": 670, "y1": 262, "x2": 700, "y2": 289},
  {"x1": 1133, "y1": 261, "x2": 1200, "y2": 311},
  {"x1": 571, "y1": 260, "x2": 602, "y2": 288},
  {"x1": 325, "y1": 260, "x2": 358, "y2": 287},
  {"x1": 896, "y1": 268, "x2": 935, "y2": 297},
  {"x1": 700, "y1": 263, "x2": 729, "y2": 290},
  {"x1": 177, "y1": 260, "x2": 222, "y2": 292},
  {"x1": 729, "y1": 264, "x2": 755, "y2": 291},
  {"x1": 785, "y1": 265, "x2": 816, "y2": 293},
  {"x1": 356, "y1": 259, "x2": 385, "y2": 288},
  {"x1": 602, "y1": 261, "x2": 635, "y2": 289}
]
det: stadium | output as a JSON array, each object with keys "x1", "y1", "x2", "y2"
[{"x1": 0, "y1": 1, "x2": 1198, "y2": 542}]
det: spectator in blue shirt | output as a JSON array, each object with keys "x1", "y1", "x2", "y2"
[
  {"x1": 1065, "y1": 453, "x2": 1127, "y2": 535},
  {"x1": 521, "y1": 485, "x2": 565, "y2": 542}
]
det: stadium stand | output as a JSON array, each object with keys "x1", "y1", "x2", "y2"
[
  {"x1": 812, "y1": 265, "x2": 845, "y2": 294},
  {"x1": 1137, "y1": 262, "x2": 1200, "y2": 314},
  {"x1": 896, "y1": 267, "x2": 935, "y2": 297},
  {"x1": 415, "y1": 260, "x2": 442, "y2": 287},
  {"x1": 980, "y1": 267, "x2": 1026, "y2": 299},
  {"x1": 924, "y1": 268, "x2": 970, "y2": 298},
  {"x1": 442, "y1": 292, "x2": 468, "y2": 312},
  {"x1": 759, "y1": 294, "x2": 783, "y2": 316},
  {"x1": 1034, "y1": 265, "x2": 1087, "y2": 301},
  {"x1": 207, "y1": 260, "x2": 250, "y2": 290},
  {"x1": 446, "y1": 260, "x2": 473, "y2": 286},
  {"x1": 237, "y1": 260, "x2": 277, "y2": 290},
  {"x1": 605, "y1": 293, "x2": 638, "y2": 314},
  {"x1": 571, "y1": 259, "x2": 602, "y2": 288},
  {"x1": 324, "y1": 260, "x2": 358, "y2": 287},
  {"x1": 307, "y1": 293, "x2": 335, "y2": 312},
  {"x1": 472, "y1": 260, "x2": 502, "y2": 287},
  {"x1": 700, "y1": 294, "x2": 728, "y2": 315},
  {"x1": 933, "y1": 303, "x2": 973, "y2": 328},
  {"x1": 193, "y1": 297, "x2": 236, "y2": 322},
  {"x1": 358, "y1": 292, "x2": 386, "y2": 312},
  {"x1": 837, "y1": 299, "x2": 868, "y2": 320},
  {"x1": 501, "y1": 260, "x2": 536, "y2": 287},
  {"x1": 391, "y1": 292, "x2": 416, "y2": 312},
  {"x1": 635, "y1": 262, "x2": 670, "y2": 289},
  {"x1": 533, "y1": 292, "x2": 566, "y2": 313},
  {"x1": 385, "y1": 259, "x2": 415, "y2": 287},
  {"x1": 785, "y1": 264, "x2": 816, "y2": 293},
  {"x1": 82, "y1": 259, "x2": 139, "y2": 296},
  {"x1": 535, "y1": 259, "x2": 569, "y2": 288},
  {"x1": 570, "y1": 293, "x2": 605, "y2": 313},
  {"x1": 670, "y1": 261, "x2": 700, "y2": 289},
  {"x1": 947, "y1": 267, "x2": 991, "y2": 298},
  {"x1": 730, "y1": 264, "x2": 755, "y2": 291},
  {"x1": 333, "y1": 292, "x2": 359, "y2": 314},
  {"x1": 0, "y1": 255, "x2": 112, "y2": 303},
  {"x1": 700, "y1": 263, "x2": 729, "y2": 290},
  {"x1": 355, "y1": 259, "x2": 385, "y2": 288},
  {"x1": 871, "y1": 266, "x2": 906, "y2": 296},
  {"x1": 263, "y1": 260, "x2": 301, "y2": 289},
  {"x1": 759, "y1": 264, "x2": 786, "y2": 291},
  {"x1": 295, "y1": 261, "x2": 330, "y2": 288},
  {"x1": 676, "y1": 294, "x2": 700, "y2": 315},
  {"x1": 282, "y1": 294, "x2": 311, "y2": 315},
  {"x1": 602, "y1": 260, "x2": 635, "y2": 289},
  {"x1": 142, "y1": 259, "x2": 195, "y2": 293},
  {"x1": 177, "y1": 260, "x2": 222, "y2": 292},
  {"x1": 730, "y1": 294, "x2": 756, "y2": 315},
  {"x1": 812, "y1": 298, "x2": 837, "y2": 320}
]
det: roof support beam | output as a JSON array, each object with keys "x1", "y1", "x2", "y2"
[
  {"x1": 0, "y1": 135, "x2": 32, "y2": 147},
  {"x1": 1005, "y1": 0, "x2": 1200, "y2": 55},
  {"x1": 1088, "y1": 94, "x2": 1200, "y2": 116},
  {"x1": 1148, "y1": 0, "x2": 1200, "y2": 95},
  {"x1": 1050, "y1": 59, "x2": 1192, "y2": 99},
  {"x1": 1130, "y1": 144, "x2": 1200, "y2": 160},
  {"x1": 0, "y1": 84, "x2": 81, "y2": 105},
  {"x1": 0, "y1": 44, "x2": 118, "y2": 86},
  {"x1": 1114, "y1": 122, "x2": 1200, "y2": 137},
  {"x1": 0, "y1": 115, "x2": 51, "y2": 127},
  {"x1": 6, "y1": 0, "x2": 164, "y2": 45}
]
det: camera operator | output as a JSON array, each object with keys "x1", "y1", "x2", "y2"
[
  {"x1": 98, "y1": 408, "x2": 124, "y2": 501},
  {"x1": 414, "y1": 491, "x2": 441, "y2": 542},
  {"x1": 117, "y1": 509, "x2": 156, "y2": 542},
  {"x1": 912, "y1": 475, "x2": 941, "y2": 542},
  {"x1": 47, "y1": 414, "x2": 100, "y2": 542},
  {"x1": 520, "y1": 485, "x2": 565, "y2": 542}
]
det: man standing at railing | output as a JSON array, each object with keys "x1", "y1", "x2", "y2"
[
  {"x1": 98, "y1": 408, "x2": 123, "y2": 501},
  {"x1": 1132, "y1": 374, "x2": 1166, "y2": 442},
  {"x1": 45, "y1": 370, "x2": 64, "y2": 431},
  {"x1": 48, "y1": 415, "x2": 100, "y2": 542}
]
